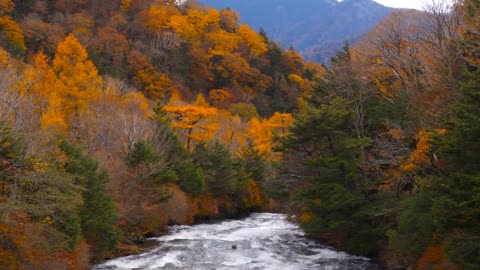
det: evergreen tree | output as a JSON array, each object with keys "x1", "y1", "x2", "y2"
[
  {"x1": 60, "y1": 141, "x2": 119, "y2": 256},
  {"x1": 390, "y1": 2, "x2": 480, "y2": 266},
  {"x1": 174, "y1": 157, "x2": 205, "y2": 197},
  {"x1": 279, "y1": 46, "x2": 380, "y2": 255},
  {"x1": 152, "y1": 104, "x2": 205, "y2": 197},
  {"x1": 395, "y1": 65, "x2": 480, "y2": 269},
  {"x1": 238, "y1": 142, "x2": 267, "y2": 182},
  {"x1": 192, "y1": 141, "x2": 246, "y2": 197},
  {"x1": 126, "y1": 104, "x2": 205, "y2": 197},
  {"x1": 429, "y1": 44, "x2": 480, "y2": 270}
]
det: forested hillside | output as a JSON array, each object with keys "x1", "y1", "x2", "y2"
[
  {"x1": 201, "y1": 0, "x2": 394, "y2": 63},
  {"x1": 0, "y1": 0, "x2": 479, "y2": 270},
  {"x1": 0, "y1": 0, "x2": 321, "y2": 268},
  {"x1": 276, "y1": 1, "x2": 480, "y2": 269}
]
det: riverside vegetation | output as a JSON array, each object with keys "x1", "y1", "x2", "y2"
[{"x1": 0, "y1": 0, "x2": 478, "y2": 269}]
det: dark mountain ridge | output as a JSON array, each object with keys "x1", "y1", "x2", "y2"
[{"x1": 200, "y1": 0, "x2": 396, "y2": 63}]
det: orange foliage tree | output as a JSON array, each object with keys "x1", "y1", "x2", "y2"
[
  {"x1": 36, "y1": 34, "x2": 102, "y2": 131},
  {"x1": 247, "y1": 112, "x2": 293, "y2": 158},
  {"x1": 164, "y1": 94, "x2": 219, "y2": 151},
  {"x1": 0, "y1": 0, "x2": 26, "y2": 51},
  {"x1": 52, "y1": 33, "x2": 102, "y2": 110}
]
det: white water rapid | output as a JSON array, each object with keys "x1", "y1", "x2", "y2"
[{"x1": 94, "y1": 213, "x2": 381, "y2": 270}]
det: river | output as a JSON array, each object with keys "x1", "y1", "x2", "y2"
[{"x1": 94, "y1": 213, "x2": 381, "y2": 270}]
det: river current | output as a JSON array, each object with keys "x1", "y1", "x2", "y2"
[{"x1": 94, "y1": 213, "x2": 381, "y2": 270}]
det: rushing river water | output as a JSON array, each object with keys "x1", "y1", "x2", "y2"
[{"x1": 94, "y1": 213, "x2": 381, "y2": 270}]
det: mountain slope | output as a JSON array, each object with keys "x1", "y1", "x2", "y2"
[{"x1": 200, "y1": 0, "x2": 395, "y2": 63}]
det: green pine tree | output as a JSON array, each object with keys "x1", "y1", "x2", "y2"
[
  {"x1": 428, "y1": 54, "x2": 480, "y2": 270},
  {"x1": 279, "y1": 46, "x2": 380, "y2": 255},
  {"x1": 60, "y1": 140, "x2": 119, "y2": 256},
  {"x1": 192, "y1": 141, "x2": 246, "y2": 197},
  {"x1": 391, "y1": 2, "x2": 480, "y2": 266}
]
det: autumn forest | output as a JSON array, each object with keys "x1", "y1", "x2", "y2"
[{"x1": 0, "y1": 0, "x2": 479, "y2": 269}]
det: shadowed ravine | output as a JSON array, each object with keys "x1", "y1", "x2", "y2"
[{"x1": 94, "y1": 213, "x2": 382, "y2": 270}]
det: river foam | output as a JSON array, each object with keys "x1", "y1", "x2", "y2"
[{"x1": 94, "y1": 213, "x2": 381, "y2": 270}]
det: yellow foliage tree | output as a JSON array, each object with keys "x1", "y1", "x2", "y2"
[
  {"x1": 208, "y1": 88, "x2": 233, "y2": 108},
  {"x1": 164, "y1": 94, "x2": 219, "y2": 151},
  {"x1": 41, "y1": 92, "x2": 68, "y2": 130},
  {"x1": 169, "y1": 8, "x2": 220, "y2": 46},
  {"x1": 52, "y1": 34, "x2": 103, "y2": 113},
  {"x1": 402, "y1": 129, "x2": 447, "y2": 171},
  {"x1": 304, "y1": 61, "x2": 326, "y2": 79},
  {"x1": 247, "y1": 117, "x2": 272, "y2": 154},
  {"x1": 36, "y1": 34, "x2": 102, "y2": 130},
  {"x1": 206, "y1": 29, "x2": 239, "y2": 57},
  {"x1": 238, "y1": 24, "x2": 267, "y2": 58},
  {"x1": 266, "y1": 112, "x2": 294, "y2": 137},
  {"x1": 288, "y1": 74, "x2": 306, "y2": 89},
  {"x1": 0, "y1": 0, "x2": 14, "y2": 13},
  {"x1": 247, "y1": 112, "x2": 293, "y2": 159},
  {"x1": 0, "y1": 0, "x2": 26, "y2": 51},
  {"x1": 32, "y1": 51, "x2": 68, "y2": 130},
  {"x1": 219, "y1": 8, "x2": 239, "y2": 32},
  {"x1": 402, "y1": 130, "x2": 432, "y2": 171},
  {"x1": 146, "y1": 3, "x2": 180, "y2": 32},
  {"x1": 134, "y1": 66, "x2": 174, "y2": 99}
]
